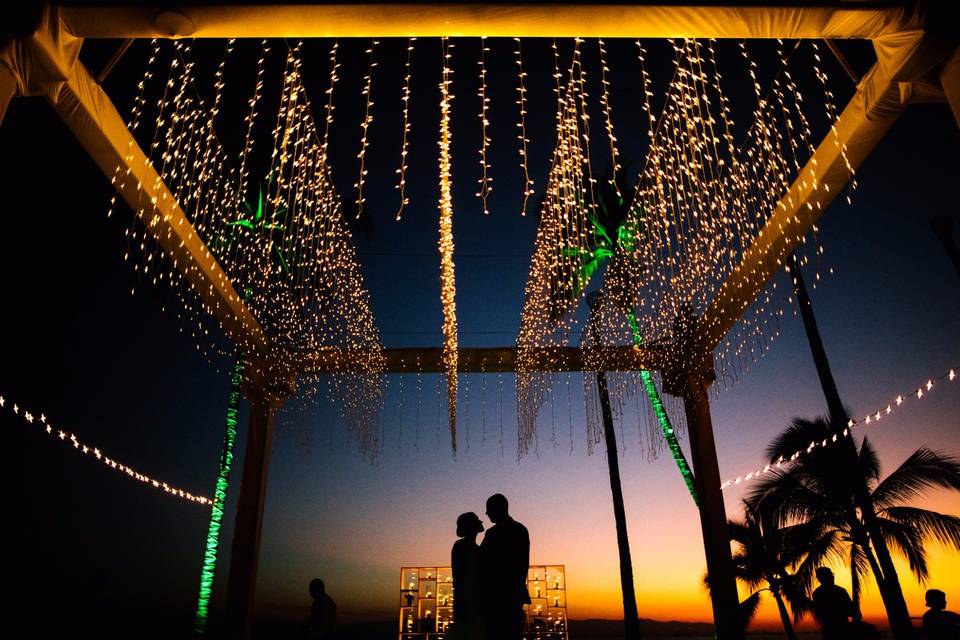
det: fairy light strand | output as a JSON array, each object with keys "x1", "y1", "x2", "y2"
[
  {"x1": 514, "y1": 37, "x2": 535, "y2": 216},
  {"x1": 720, "y1": 365, "x2": 959, "y2": 490},
  {"x1": 476, "y1": 37, "x2": 493, "y2": 215},
  {"x1": 597, "y1": 38, "x2": 622, "y2": 196},
  {"x1": 438, "y1": 37, "x2": 459, "y2": 452},
  {"x1": 0, "y1": 393, "x2": 211, "y2": 505},
  {"x1": 321, "y1": 40, "x2": 339, "y2": 163},
  {"x1": 395, "y1": 37, "x2": 415, "y2": 220},
  {"x1": 355, "y1": 38, "x2": 378, "y2": 219}
]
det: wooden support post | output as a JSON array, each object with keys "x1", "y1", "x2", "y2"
[
  {"x1": 678, "y1": 371, "x2": 741, "y2": 640},
  {"x1": 665, "y1": 313, "x2": 741, "y2": 640},
  {"x1": 226, "y1": 364, "x2": 294, "y2": 639}
]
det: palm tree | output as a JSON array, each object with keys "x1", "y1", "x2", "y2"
[
  {"x1": 750, "y1": 417, "x2": 960, "y2": 626},
  {"x1": 723, "y1": 500, "x2": 822, "y2": 640},
  {"x1": 786, "y1": 251, "x2": 916, "y2": 637}
]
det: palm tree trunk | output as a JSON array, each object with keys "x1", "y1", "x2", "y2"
[
  {"x1": 860, "y1": 540, "x2": 888, "y2": 620},
  {"x1": 194, "y1": 353, "x2": 245, "y2": 635},
  {"x1": 787, "y1": 252, "x2": 914, "y2": 638},
  {"x1": 597, "y1": 369, "x2": 643, "y2": 640},
  {"x1": 588, "y1": 295, "x2": 642, "y2": 640},
  {"x1": 773, "y1": 592, "x2": 798, "y2": 640}
]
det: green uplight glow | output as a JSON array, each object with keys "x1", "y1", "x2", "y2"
[
  {"x1": 627, "y1": 311, "x2": 699, "y2": 506},
  {"x1": 569, "y1": 176, "x2": 698, "y2": 506},
  {"x1": 193, "y1": 354, "x2": 245, "y2": 635}
]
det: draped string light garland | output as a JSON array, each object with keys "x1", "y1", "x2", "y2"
[
  {"x1": 0, "y1": 393, "x2": 211, "y2": 505},
  {"x1": 720, "y1": 366, "x2": 958, "y2": 490},
  {"x1": 517, "y1": 39, "x2": 597, "y2": 456},
  {"x1": 108, "y1": 38, "x2": 385, "y2": 456}
]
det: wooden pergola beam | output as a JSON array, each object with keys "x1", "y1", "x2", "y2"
[
  {"x1": 293, "y1": 345, "x2": 668, "y2": 374},
  {"x1": 60, "y1": 3, "x2": 913, "y2": 39},
  {"x1": 47, "y1": 58, "x2": 269, "y2": 355}
]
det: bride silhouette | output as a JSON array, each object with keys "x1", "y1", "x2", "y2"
[{"x1": 449, "y1": 512, "x2": 487, "y2": 640}]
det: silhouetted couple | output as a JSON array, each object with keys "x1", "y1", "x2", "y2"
[{"x1": 450, "y1": 494, "x2": 531, "y2": 640}]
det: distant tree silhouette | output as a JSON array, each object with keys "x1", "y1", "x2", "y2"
[{"x1": 720, "y1": 500, "x2": 819, "y2": 640}]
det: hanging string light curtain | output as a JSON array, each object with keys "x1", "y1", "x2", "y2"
[
  {"x1": 105, "y1": 37, "x2": 855, "y2": 459},
  {"x1": 516, "y1": 39, "x2": 597, "y2": 457},
  {"x1": 513, "y1": 37, "x2": 854, "y2": 457},
  {"x1": 106, "y1": 39, "x2": 385, "y2": 457},
  {"x1": 596, "y1": 37, "x2": 854, "y2": 391},
  {"x1": 262, "y1": 42, "x2": 385, "y2": 455}
]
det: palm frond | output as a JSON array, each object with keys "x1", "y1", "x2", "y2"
[
  {"x1": 875, "y1": 516, "x2": 929, "y2": 584},
  {"x1": 777, "y1": 572, "x2": 813, "y2": 623},
  {"x1": 872, "y1": 448, "x2": 960, "y2": 509},
  {"x1": 848, "y1": 540, "x2": 873, "y2": 613},
  {"x1": 880, "y1": 506, "x2": 960, "y2": 549},
  {"x1": 738, "y1": 591, "x2": 763, "y2": 631},
  {"x1": 764, "y1": 417, "x2": 832, "y2": 463},
  {"x1": 796, "y1": 529, "x2": 846, "y2": 580}
]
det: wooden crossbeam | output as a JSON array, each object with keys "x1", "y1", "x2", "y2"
[
  {"x1": 293, "y1": 345, "x2": 667, "y2": 374},
  {"x1": 47, "y1": 58, "x2": 269, "y2": 355},
  {"x1": 60, "y1": 3, "x2": 912, "y2": 39}
]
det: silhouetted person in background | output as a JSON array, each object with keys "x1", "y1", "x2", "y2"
[
  {"x1": 480, "y1": 493, "x2": 531, "y2": 640},
  {"x1": 924, "y1": 589, "x2": 960, "y2": 639},
  {"x1": 812, "y1": 567, "x2": 852, "y2": 640},
  {"x1": 305, "y1": 578, "x2": 336, "y2": 639},
  {"x1": 451, "y1": 512, "x2": 486, "y2": 640}
]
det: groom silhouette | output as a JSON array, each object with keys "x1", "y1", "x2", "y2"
[{"x1": 479, "y1": 494, "x2": 531, "y2": 639}]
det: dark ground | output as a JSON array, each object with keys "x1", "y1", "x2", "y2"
[{"x1": 251, "y1": 617, "x2": 832, "y2": 639}]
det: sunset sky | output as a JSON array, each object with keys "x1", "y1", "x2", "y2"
[{"x1": 1, "y1": 33, "x2": 958, "y2": 635}]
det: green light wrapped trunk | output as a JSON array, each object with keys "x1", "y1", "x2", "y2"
[
  {"x1": 627, "y1": 311, "x2": 699, "y2": 505},
  {"x1": 194, "y1": 354, "x2": 245, "y2": 635}
]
